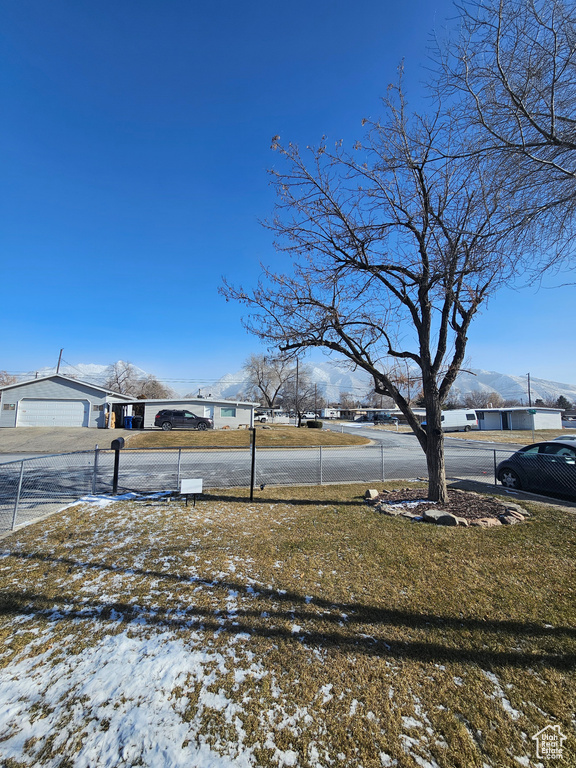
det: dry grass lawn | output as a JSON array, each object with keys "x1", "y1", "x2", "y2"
[
  {"x1": 0, "y1": 483, "x2": 574, "y2": 767},
  {"x1": 444, "y1": 429, "x2": 571, "y2": 444},
  {"x1": 128, "y1": 425, "x2": 370, "y2": 449}
]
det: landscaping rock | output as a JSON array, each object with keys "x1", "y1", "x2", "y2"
[
  {"x1": 503, "y1": 504, "x2": 528, "y2": 519},
  {"x1": 436, "y1": 513, "x2": 459, "y2": 526},
  {"x1": 423, "y1": 509, "x2": 450, "y2": 523},
  {"x1": 367, "y1": 488, "x2": 526, "y2": 529},
  {"x1": 499, "y1": 513, "x2": 522, "y2": 525},
  {"x1": 376, "y1": 504, "x2": 403, "y2": 516}
]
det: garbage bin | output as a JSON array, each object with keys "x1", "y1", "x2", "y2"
[
  {"x1": 132, "y1": 415, "x2": 143, "y2": 430},
  {"x1": 124, "y1": 415, "x2": 133, "y2": 429}
]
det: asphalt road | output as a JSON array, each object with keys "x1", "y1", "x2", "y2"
[
  {"x1": 0, "y1": 424, "x2": 524, "y2": 534},
  {"x1": 338, "y1": 422, "x2": 524, "y2": 451}
]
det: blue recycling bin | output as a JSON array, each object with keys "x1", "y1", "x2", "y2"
[{"x1": 124, "y1": 415, "x2": 133, "y2": 429}]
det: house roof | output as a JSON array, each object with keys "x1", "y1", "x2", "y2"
[
  {"x1": 475, "y1": 406, "x2": 564, "y2": 413},
  {"x1": 137, "y1": 397, "x2": 260, "y2": 407},
  {"x1": 0, "y1": 373, "x2": 136, "y2": 401}
]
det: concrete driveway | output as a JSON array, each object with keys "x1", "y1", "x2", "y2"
[{"x1": 0, "y1": 427, "x2": 137, "y2": 455}]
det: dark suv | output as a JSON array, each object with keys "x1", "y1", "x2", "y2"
[
  {"x1": 374, "y1": 414, "x2": 399, "y2": 424},
  {"x1": 154, "y1": 409, "x2": 213, "y2": 431}
]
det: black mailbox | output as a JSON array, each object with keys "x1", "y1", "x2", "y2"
[{"x1": 111, "y1": 438, "x2": 125, "y2": 451}]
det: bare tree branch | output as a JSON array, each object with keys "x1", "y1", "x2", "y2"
[{"x1": 221, "y1": 81, "x2": 526, "y2": 502}]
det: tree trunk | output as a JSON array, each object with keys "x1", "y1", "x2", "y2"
[
  {"x1": 423, "y1": 388, "x2": 449, "y2": 503},
  {"x1": 425, "y1": 428, "x2": 448, "y2": 502}
]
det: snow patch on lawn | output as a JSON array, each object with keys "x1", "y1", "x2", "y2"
[{"x1": 0, "y1": 628, "x2": 260, "y2": 767}]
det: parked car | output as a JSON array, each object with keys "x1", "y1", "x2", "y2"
[
  {"x1": 496, "y1": 440, "x2": 576, "y2": 497},
  {"x1": 374, "y1": 413, "x2": 399, "y2": 424},
  {"x1": 154, "y1": 409, "x2": 213, "y2": 431},
  {"x1": 255, "y1": 410, "x2": 268, "y2": 423},
  {"x1": 553, "y1": 434, "x2": 576, "y2": 441}
]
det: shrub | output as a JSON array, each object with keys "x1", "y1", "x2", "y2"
[{"x1": 306, "y1": 420, "x2": 323, "y2": 429}]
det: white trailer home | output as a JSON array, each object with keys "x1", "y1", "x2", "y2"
[
  {"x1": 475, "y1": 407, "x2": 564, "y2": 431},
  {"x1": 320, "y1": 408, "x2": 340, "y2": 419}
]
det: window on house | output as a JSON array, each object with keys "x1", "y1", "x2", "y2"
[
  {"x1": 2, "y1": 403, "x2": 15, "y2": 410},
  {"x1": 92, "y1": 404, "x2": 104, "y2": 411},
  {"x1": 220, "y1": 407, "x2": 236, "y2": 418}
]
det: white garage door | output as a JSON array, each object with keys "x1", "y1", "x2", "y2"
[{"x1": 17, "y1": 399, "x2": 90, "y2": 427}]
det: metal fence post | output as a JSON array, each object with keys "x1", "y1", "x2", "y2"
[
  {"x1": 493, "y1": 450, "x2": 498, "y2": 486},
  {"x1": 11, "y1": 461, "x2": 25, "y2": 531},
  {"x1": 319, "y1": 446, "x2": 323, "y2": 485},
  {"x1": 381, "y1": 443, "x2": 385, "y2": 482},
  {"x1": 176, "y1": 448, "x2": 182, "y2": 488},
  {"x1": 92, "y1": 445, "x2": 99, "y2": 495},
  {"x1": 249, "y1": 428, "x2": 257, "y2": 501}
]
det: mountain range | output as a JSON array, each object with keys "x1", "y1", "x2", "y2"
[{"x1": 20, "y1": 361, "x2": 576, "y2": 405}]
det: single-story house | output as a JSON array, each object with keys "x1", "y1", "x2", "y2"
[
  {"x1": 0, "y1": 375, "x2": 135, "y2": 428},
  {"x1": 135, "y1": 398, "x2": 259, "y2": 430},
  {"x1": 475, "y1": 407, "x2": 564, "y2": 431}
]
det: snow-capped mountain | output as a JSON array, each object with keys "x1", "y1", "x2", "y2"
[
  {"x1": 22, "y1": 362, "x2": 148, "y2": 386},
  {"x1": 448, "y1": 369, "x2": 576, "y2": 404},
  {"x1": 17, "y1": 360, "x2": 576, "y2": 404},
  {"x1": 208, "y1": 362, "x2": 576, "y2": 405}
]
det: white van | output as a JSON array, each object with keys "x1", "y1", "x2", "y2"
[{"x1": 423, "y1": 410, "x2": 478, "y2": 432}]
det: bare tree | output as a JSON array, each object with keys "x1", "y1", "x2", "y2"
[
  {"x1": 339, "y1": 391, "x2": 361, "y2": 409},
  {"x1": 363, "y1": 390, "x2": 396, "y2": 409},
  {"x1": 243, "y1": 354, "x2": 295, "y2": 408},
  {"x1": 104, "y1": 362, "x2": 175, "y2": 399},
  {"x1": 279, "y1": 364, "x2": 319, "y2": 425},
  {"x1": 438, "y1": 0, "x2": 576, "y2": 261},
  {"x1": 104, "y1": 362, "x2": 142, "y2": 396},
  {"x1": 222, "y1": 81, "x2": 527, "y2": 502},
  {"x1": 462, "y1": 391, "x2": 505, "y2": 408},
  {"x1": 135, "y1": 375, "x2": 177, "y2": 400},
  {"x1": 0, "y1": 371, "x2": 17, "y2": 387}
]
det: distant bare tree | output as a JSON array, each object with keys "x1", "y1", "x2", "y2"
[
  {"x1": 0, "y1": 371, "x2": 17, "y2": 387},
  {"x1": 534, "y1": 396, "x2": 560, "y2": 408},
  {"x1": 279, "y1": 365, "x2": 319, "y2": 424},
  {"x1": 442, "y1": 397, "x2": 464, "y2": 410},
  {"x1": 462, "y1": 391, "x2": 505, "y2": 409},
  {"x1": 339, "y1": 392, "x2": 360, "y2": 410},
  {"x1": 135, "y1": 375, "x2": 176, "y2": 400},
  {"x1": 104, "y1": 362, "x2": 174, "y2": 399},
  {"x1": 364, "y1": 390, "x2": 396, "y2": 409},
  {"x1": 243, "y1": 354, "x2": 295, "y2": 408},
  {"x1": 104, "y1": 362, "x2": 142, "y2": 396},
  {"x1": 438, "y1": 0, "x2": 576, "y2": 265},
  {"x1": 223, "y1": 80, "x2": 527, "y2": 502}
]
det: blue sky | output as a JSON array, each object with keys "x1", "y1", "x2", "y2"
[{"x1": 1, "y1": 0, "x2": 574, "y2": 389}]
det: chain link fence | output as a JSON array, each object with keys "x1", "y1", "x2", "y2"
[{"x1": 0, "y1": 442, "x2": 535, "y2": 534}]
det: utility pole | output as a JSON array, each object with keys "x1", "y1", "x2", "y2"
[
  {"x1": 526, "y1": 373, "x2": 532, "y2": 407},
  {"x1": 56, "y1": 348, "x2": 63, "y2": 374}
]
